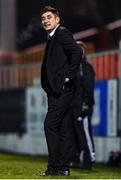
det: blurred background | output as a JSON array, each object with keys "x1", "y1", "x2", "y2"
[{"x1": 0, "y1": 0, "x2": 121, "y2": 164}]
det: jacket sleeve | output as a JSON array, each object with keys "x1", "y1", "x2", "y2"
[
  {"x1": 56, "y1": 27, "x2": 83, "y2": 79},
  {"x1": 82, "y1": 63, "x2": 95, "y2": 105}
]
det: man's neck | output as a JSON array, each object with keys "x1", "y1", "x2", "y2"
[{"x1": 48, "y1": 24, "x2": 60, "y2": 37}]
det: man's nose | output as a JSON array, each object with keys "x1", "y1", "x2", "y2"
[{"x1": 44, "y1": 18, "x2": 49, "y2": 23}]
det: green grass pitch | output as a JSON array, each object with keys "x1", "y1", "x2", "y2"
[{"x1": 0, "y1": 152, "x2": 121, "y2": 179}]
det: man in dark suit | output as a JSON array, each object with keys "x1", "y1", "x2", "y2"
[
  {"x1": 40, "y1": 6, "x2": 82, "y2": 176},
  {"x1": 71, "y1": 41, "x2": 95, "y2": 170}
]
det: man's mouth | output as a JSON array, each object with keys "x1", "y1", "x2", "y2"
[{"x1": 45, "y1": 24, "x2": 51, "y2": 28}]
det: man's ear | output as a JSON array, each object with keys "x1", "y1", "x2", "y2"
[{"x1": 56, "y1": 16, "x2": 60, "y2": 24}]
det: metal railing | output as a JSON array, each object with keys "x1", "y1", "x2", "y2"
[
  {"x1": 0, "y1": 63, "x2": 41, "y2": 90},
  {"x1": 0, "y1": 49, "x2": 120, "y2": 90},
  {"x1": 87, "y1": 50, "x2": 120, "y2": 80}
]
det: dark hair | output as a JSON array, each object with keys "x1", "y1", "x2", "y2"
[{"x1": 41, "y1": 6, "x2": 60, "y2": 17}]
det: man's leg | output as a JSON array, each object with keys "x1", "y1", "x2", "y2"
[
  {"x1": 82, "y1": 116, "x2": 95, "y2": 169},
  {"x1": 70, "y1": 88, "x2": 83, "y2": 168},
  {"x1": 59, "y1": 108, "x2": 74, "y2": 171},
  {"x1": 85, "y1": 108, "x2": 95, "y2": 163},
  {"x1": 72, "y1": 110, "x2": 94, "y2": 170},
  {"x1": 44, "y1": 88, "x2": 74, "y2": 170}
]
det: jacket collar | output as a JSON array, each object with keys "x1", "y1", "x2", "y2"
[{"x1": 48, "y1": 24, "x2": 60, "y2": 38}]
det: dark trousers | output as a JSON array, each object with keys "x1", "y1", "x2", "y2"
[
  {"x1": 44, "y1": 88, "x2": 74, "y2": 170},
  {"x1": 72, "y1": 88, "x2": 95, "y2": 168}
]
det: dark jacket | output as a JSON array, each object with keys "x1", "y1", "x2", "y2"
[
  {"x1": 81, "y1": 61, "x2": 95, "y2": 106},
  {"x1": 41, "y1": 26, "x2": 82, "y2": 95}
]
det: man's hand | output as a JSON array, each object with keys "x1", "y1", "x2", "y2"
[
  {"x1": 64, "y1": 78, "x2": 70, "y2": 83},
  {"x1": 63, "y1": 77, "x2": 73, "y2": 89}
]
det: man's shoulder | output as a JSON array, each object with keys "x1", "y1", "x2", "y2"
[
  {"x1": 85, "y1": 62, "x2": 93, "y2": 69},
  {"x1": 56, "y1": 26, "x2": 71, "y2": 35},
  {"x1": 58, "y1": 26, "x2": 66, "y2": 30},
  {"x1": 84, "y1": 62, "x2": 95, "y2": 74},
  {"x1": 58, "y1": 26, "x2": 67, "y2": 31}
]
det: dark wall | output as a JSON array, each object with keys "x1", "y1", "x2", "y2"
[
  {"x1": 0, "y1": 89, "x2": 26, "y2": 135},
  {"x1": 16, "y1": 0, "x2": 121, "y2": 51}
]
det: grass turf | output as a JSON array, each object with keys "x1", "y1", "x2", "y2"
[{"x1": 0, "y1": 152, "x2": 121, "y2": 179}]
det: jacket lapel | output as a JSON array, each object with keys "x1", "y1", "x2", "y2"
[{"x1": 42, "y1": 26, "x2": 61, "y2": 64}]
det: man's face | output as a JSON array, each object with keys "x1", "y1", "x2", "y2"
[{"x1": 41, "y1": 11, "x2": 60, "y2": 32}]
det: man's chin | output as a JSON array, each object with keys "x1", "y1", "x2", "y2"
[
  {"x1": 46, "y1": 28, "x2": 53, "y2": 33},
  {"x1": 43, "y1": 26, "x2": 54, "y2": 32}
]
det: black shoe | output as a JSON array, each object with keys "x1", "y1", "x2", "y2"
[
  {"x1": 58, "y1": 170, "x2": 70, "y2": 176},
  {"x1": 42, "y1": 168, "x2": 58, "y2": 176},
  {"x1": 70, "y1": 161, "x2": 81, "y2": 168}
]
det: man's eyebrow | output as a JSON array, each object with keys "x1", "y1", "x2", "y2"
[
  {"x1": 41, "y1": 16, "x2": 45, "y2": 19},
  {"x1": 47, "y1": 14, "x2": 51, "y2": 16}
]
